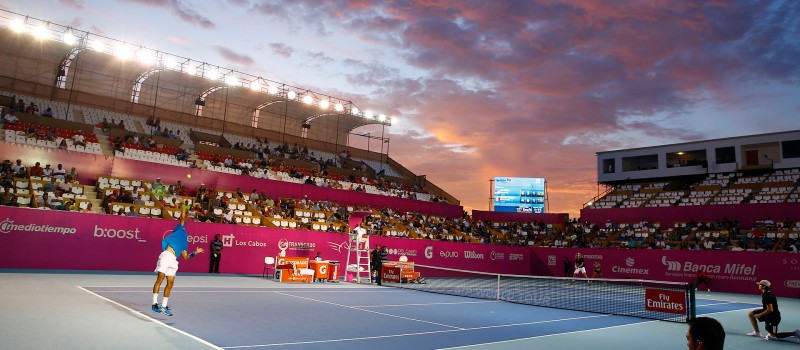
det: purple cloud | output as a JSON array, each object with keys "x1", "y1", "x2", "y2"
[
  {"x1": 214, "y1": 46, "x2": 255, "y2": 66},
  {"x1": 269, "y1": 43, "x2": 294, "y2": 58},
  {"x1": 120, "y1": 0, "x2": 214, "y2": 29},
  {"x1": 59, "y1": 0, "x2": 84, "y2": 10}
]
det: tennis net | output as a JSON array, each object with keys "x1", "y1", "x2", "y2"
[{"x1": 382, "y1": 263, "x2": 696, "y2": 323}]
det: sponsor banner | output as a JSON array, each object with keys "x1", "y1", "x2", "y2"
[
  {"x1": 531, "y1": 248, "x2": 800, "y2": 298},
  {"x1": 372, "y1": 236, "x2": 531, "y2": 275},
  {"x1": 0, "y1": 207, "x2": 530, "y2": 276},
  {"x1": 8, "y1": 207, "x2": 796, "y2": 297},
  {"x1": 645, "y1": 289, "x2": 686, "y2": 314}
]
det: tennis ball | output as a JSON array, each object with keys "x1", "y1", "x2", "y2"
[{"x1": 187, "y1": 174, "x2": 192, "y2": 179}]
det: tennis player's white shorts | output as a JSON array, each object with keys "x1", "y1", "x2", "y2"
[
  {"x1": 574, "y1": 267, "x2": 586, "y2": 274},
  {"x1": 155, "y1": 250, "x2": 179, "y2": 276}
]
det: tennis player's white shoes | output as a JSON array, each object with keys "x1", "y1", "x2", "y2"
[{"x1": 746, "y1": 331, "x2": 761, "y2": 337}]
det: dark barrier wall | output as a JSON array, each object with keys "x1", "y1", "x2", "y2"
[
  {"x1": 580, "y1": 204, "x2": 800, "y2": 230},
  {"x1": 471, "y1": 210, "x2": 568, "y2": 225}
]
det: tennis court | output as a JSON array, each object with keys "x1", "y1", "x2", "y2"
[{"x1": 0, "y1": 270, "x2": 797, "y2": 350}]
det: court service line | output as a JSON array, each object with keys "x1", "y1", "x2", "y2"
[
  {"x1": 77, "y1": 286, "x2": 223, "y2": 350},
  {"x1": 353, "y1": 300, "x2": 499, "y2": 308},
  {"x1": 272, "y1": 290, "x2": 465, "y2": 330},
  {"x1": 435, "y1": 317, "x2": 654, "y2": 350},
  {"x1": 222, "y1": 314, "x2": 610, "y2": 349}
]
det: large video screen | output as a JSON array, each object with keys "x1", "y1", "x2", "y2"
[{"x1": 493, "y1": 177, "x2": 545, "y2": 213}]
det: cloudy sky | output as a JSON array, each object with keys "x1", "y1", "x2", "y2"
[{"x1": 5, "y1": 0, "x2": 799, "y2": 217}]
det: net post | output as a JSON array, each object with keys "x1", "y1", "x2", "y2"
[
  {"x1": 496, "y1": 274, "x2": 500, "y2": 301},
  {"x1": 688, "y1": 282, "x2": 696, "y2": 321}
]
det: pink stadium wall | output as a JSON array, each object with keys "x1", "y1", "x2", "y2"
[{"x1": 1, "y1": 207, "x2": 797, "y2": 298}]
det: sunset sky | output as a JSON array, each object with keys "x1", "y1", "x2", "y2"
[{"x1": 5, "y1": 0, "x2": 799, "y2": 217}]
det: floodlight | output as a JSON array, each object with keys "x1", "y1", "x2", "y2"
[
  {"x1": 207, "y1": 69, "x2": 220, "y2": 80},
  {"x1": 390, "y1": 117, "x2": 398, "y2": 125},
  {"x1": 268, "y1": 86, "x2": 278, "y2": 95},
  {"x1": 163, "y1": 57, "x2": 177, "y2": 69},
  {"x1": 319, "y1": 99, "x2": 329, "y2": 110},
  {"x1": 287, "y1": 90, "x2": 296, "y2": 100},
  {"x1": 334, "y1": 103, "x2": 343, "y2": 112},
  {"x1": 10, "y1": 19, "x2": 24, "y2": 33},
  {"x1": 33, "y1": 25, "x2": 48, "y2": 40},
  {"x1": 303, "y1": 95, "x2": 313, "y2": 104},
  {"x1": 378, "y1": 113, "x2": 386, "y2": 122},
  {"x1": 365, "y1": 110, "x2": 374, "y2": 119},
  {"x1": 136, "y1": 49, "x2": 157, "y2": 65},
  {"x1": 185, "y1": 65, "x2": 197, "y2": 76},
  {"x1": 91, "y1": 40, "x2": 104, "y2": 52},
  {"x1": 351, "y1": 107, "x2": 360, "y2": 115},
  {"x1": 114, "y1": 45, "x2": 132, "y2": 60},
  {"x1": 62, "y1": 30, "x2": 76, "y2": 45},
  {"x1": 250, "y1": 81, "x2": 261, "y2": 91},
  {"x1": 224, "y1": 75, "x2": 237, "y2": 86}
]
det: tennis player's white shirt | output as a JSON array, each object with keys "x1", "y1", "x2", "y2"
[{"x1": 155, "y1": 250, "x2": 179, "y2": 276}]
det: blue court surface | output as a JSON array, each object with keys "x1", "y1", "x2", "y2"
[{"x1": 1, "y1": 271, "x2": 798, "y2": 350}]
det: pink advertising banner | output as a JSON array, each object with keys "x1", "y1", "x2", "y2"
[
  {"x1": 530, "y1": 248, "x2": 800, "y2": 298},
  {"x1": 0, "y1": 207, "x2": 529, "y2": 275},
  {"x1": 2, "y1": 207, "x2": 796, "y2": 298}
]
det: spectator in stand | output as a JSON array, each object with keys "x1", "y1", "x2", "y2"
[
  {"x1": 42, "y1": 164, "x2": 54, "y2": 177},
  {"x1": 52, "y1": 164, "x2": 66, "y2": 180},
  {"x1": 80, "y1": 202, "x2": 93, "y2": 213},
  {"x1": 29, "y1": 162, "x2": 44, "y2": 177},
  {"x1": 0, "y1": 186, "x2": 17, "y2": 206},
  {"x1": 117, "y1": 119, "x2": 126, "y2": 130},
  {"x1": 25, "y1": 125, "x2": 37, "y2": 138},
  {"x1": 72, "y1": 133, "x2": 86, "y2": 147},
  {"x1": 13, "y1": 166, "x2": 28, "y2": 179},
  {"x1": 25, "y1": 102, "x2": 39, "y2": 115},
  {"x1": 3, "y1": 110, "x2": 18, "y2": 125},
  {"x1": 41, "y1": 107, "x2": 53, "y2": 117},
  {"x1": 68, "y1": 167, "x2": 78, "y2": 181},
  {"x1": 126, "y1": 206, "x2": 140, "y2": 217},
  {"x1": 15, "y1": 99, "x2": 25, "y2": 112},
  {"x1": 101, "y1": 118, "x2": 111, "y2": 135},
  {"x1": 175, "y1": 149, "x2": 190, "y2": 161},
  {"x1": 43, "y1": 177, "x2": 57, "y2": 193}
]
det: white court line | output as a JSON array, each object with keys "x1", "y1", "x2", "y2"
[
  {"x1": 434, "y1": 317, "x2": 655, "y2": 350},
  {"x1": 91, "y1": 289, "x2": 406, "y2": 293},
  {"x1": 222, "y1": 314, "x2": 610, "y2": 349},
  {"x1": 77, "y1": 286, "x2": 223, "y2": 350},
  {"x1": 698, "y1": 301, "x2": 759, "y2": 308},
  {"x1": 354, "y1": 300, "x2": 499, "y2": 308},
  {"x1": 273, "y1": 290, "x2": 465, "y2": 329}
]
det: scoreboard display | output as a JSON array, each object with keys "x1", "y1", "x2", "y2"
[{"x1": 493, "y1": 177, "x2": 545, "y2": 213}]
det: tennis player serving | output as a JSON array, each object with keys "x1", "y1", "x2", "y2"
[{"x1": 151, "y1": 208, "x2": 204, "y2": 316}]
